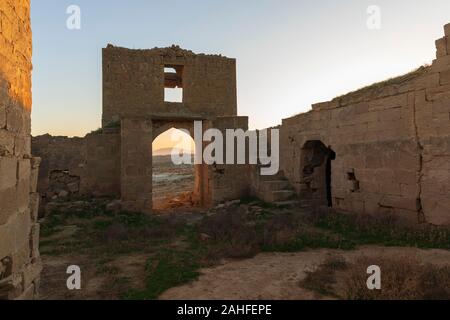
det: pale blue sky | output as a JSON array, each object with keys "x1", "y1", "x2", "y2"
[{"x1": 31, "y1": 0, "x2": 450, "y2": 137}]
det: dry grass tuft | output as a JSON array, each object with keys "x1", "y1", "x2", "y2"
[{"x1": 301, "y1": 254, "x2": 450, "y2": 300}]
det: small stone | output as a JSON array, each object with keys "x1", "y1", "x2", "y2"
[
  {"x1": 67, "y1": 182, "x2": 79, "y2": 193},
  {"x1": 225, "y1": 200, "x2": 241, "y2": 207},
  {"x1": 199, "y1": 233, "x2": 211, "y2": 242},
  {"x1": 106, "y1": 200, "x2": 122, "y2": 213},
  {"x1": 58, "y1": 190, "x2": 69, "y2": 198}
]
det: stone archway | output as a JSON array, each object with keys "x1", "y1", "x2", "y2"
[
  {"x1": 151, "y1": 124, "x2": 200, "y2": 210},
  {"x1": 120, "y1": 118, "x2": 210, "y2": 213},
  {"x1": 300, "y1": 140, "x2": 336, "y2": 208}
]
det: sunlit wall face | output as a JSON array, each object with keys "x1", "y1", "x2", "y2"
[{"x1": 31, "y1": 0, "x2": 450, "y2": 147}]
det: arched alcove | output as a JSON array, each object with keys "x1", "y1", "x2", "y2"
[{"x1": 301, "y1": 140, "x2": 336, "y2": 207}]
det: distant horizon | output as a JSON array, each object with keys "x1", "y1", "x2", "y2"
[{"x1": 153, "y1": 147, "x2": 194, "y2": 156}]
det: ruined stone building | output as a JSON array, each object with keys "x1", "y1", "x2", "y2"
[
  {"x1": 278, "y1": 25, "x2": 450, "y2": 226},
  {"x1": 0, "y1": 0, "x2": 41, "y2": 299},
  {"x1": 33, "y1": 45, "x2": 250, "y2": 214},
  {"x1": 33, "y1": 24, "x2": 450, "y2": 226}
]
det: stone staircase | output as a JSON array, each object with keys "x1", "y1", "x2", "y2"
[{"x1": 257, "y1": 170, "x2": 309, "y2": 208}]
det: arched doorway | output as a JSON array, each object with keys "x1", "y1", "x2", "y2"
[
  {"x1": 152, "y1": 127, "x2": 199, "y2": 210},
  {"x1": 300, "y1": 140, "x2": 336, "y2": 207}
]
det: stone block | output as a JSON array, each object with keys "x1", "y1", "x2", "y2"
[
  {"x1": 16, "y1": 178, "x2": 30, "y2": 212},
  {"x1": 30, "y1": 156, "x2": 41, "y2": 169},
  {"x1": 30, "y1": 166, "x2": 38, "y2": 193},
  {"x1": 22, "y1": 260, "x2": 42, "y2": 292},
  {"x1": 29, "y1": 193, "x2": 40, "y2": 223},
  {"x1": 439, "y1": 69, "x2": 450, "y2": 85},
  {"x1": 6, "y1": 106, "x2": 24, "y2": 133},
  {"x1": 15, "y1": 283, "x2": 34, "y2": 300},
  {"x1": 0, "y1": 129, "x2": 15, "y2": 156},
  {"x1": 0, "y1": 221, "x2": 14, "y2": 261},
  {"x1": 29, "y1": 223, "x2": 40, "y2": 259},
  {"x1": 431, "y1": 55, "x2": 450, "y2": 73},
  {"x1": 0, "y1": 156, "x2": 17, "y2": 190},
  {"x1": 435, "y1": 37, "x2": 448, "y2": 58},
  {"x1": 0, "y1": 274, "x2": 23, "y2": 300},
  {"x1": 445, "y1": 23, "x2": 450, "y2": 37},
  {"x1": 422, "y1": 195, "x2": 450, "y2": 225},
  {"x1": 0, "y1": 103, "x2": 6, "y2": 129},
  {"x1": 379, "y1": 195, "x2": 419, "y2": 212},
  {"x1": 0, "y1": 185, "x2": 17, "y2": 225}
]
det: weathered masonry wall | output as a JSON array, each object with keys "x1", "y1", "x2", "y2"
[
  {"x1": 280, "y1": 25, "x2": 450, "y2": 226},
  {"x1": 0, "y1": 0, "x2": 41, "y2": 299},
  {"x1": 206, "y1": 116, "x2": 252, "y2": 205},
  {"x1": 32, "y1": 116, "x2": 252, "y2": 214},
  {"x1": 32, "y1": 135, "x2": 86, "y2": 200},
  {"x1": 32, "y1": 130, "x2": 121, "y2": 206},
  {"x1": 102, "y1": 45, "x2": 237, "y2": 126}
]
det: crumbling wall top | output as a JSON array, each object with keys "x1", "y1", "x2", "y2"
[{"x1": 104, "y1": 44, "x2": 234, "y2": 61}]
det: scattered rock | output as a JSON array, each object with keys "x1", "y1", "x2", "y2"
[
  {"x1": 225, "y1": 200, "x2": 241, "y2": 207},
  {"x1": 199, "y1": 233, "x2": 212, "y2": 242},
  {"x1": 58, "y1": 190, "x2": 69, "y2": 198},
  {"x1": 106, "y1": 200, "x2": 122, "y2": 213}
]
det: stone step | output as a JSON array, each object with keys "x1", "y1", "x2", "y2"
[
  {"x1": 260, "y1": 180, "x2": 291, "y2": 191},
  {"x1": 266, "y1": 190, "x2": 295, "y2": 202},
  {"x1": 274, "y1": 200, "x2": 300, "y2": 207}
]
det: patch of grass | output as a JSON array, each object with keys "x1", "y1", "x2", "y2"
[
  {"x1": 311, "y1": 211, "x2": 450, "y2": 249},
  {"x1": 39, "y1": 198, "x2": 450, "y2": 300},
  {"x1": 40, "y1": 199, "x2": 184, "y2": 255},
  {"x1": 345, "y1": 256, "x2": 450, "y2": 300},
  {"x1": 104, "y1": 120, "x2": 121, "y2": 129},
  {"x1": 334, "y1": 65, "x2": 430, "y2": 101},
  {"x1": 96, "y1": 265, "x2": 121, "y2": 276},
  {"x1": 125, "y1": 249, "x2": 201, "y2": 300},
  {"x1": 301, "y1": 256, "x2": 349, "y2": 296},
  {"x1": 240, "y1": 196, "x2": 277, "y2": 209},
  {"x1": 89, "y1": 121, "x2": 120, "y2": 135},
  {"x1": 262, "y1": 231, "x2": 356, "y2": 252},
  {"x1": 301, "y1": 254, "x2": 450, "y2": 300}
]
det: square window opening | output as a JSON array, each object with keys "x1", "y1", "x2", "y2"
[{"x1": 164, "y1": 65, "x2": 184, "y2": 103}]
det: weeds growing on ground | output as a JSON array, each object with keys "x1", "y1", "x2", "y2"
[
  {"x1": 301, "y1": 255, "x2": 450, "y2": 300},
  {"x1": 39, "y1": 197, "x2": 450, "y2": 300}
]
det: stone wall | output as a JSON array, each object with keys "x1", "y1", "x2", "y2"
[
  {"x1": 102, "y1": 45, "x2": 237, "y2": 126},
  {"x1": 0, "y1": 0, "x2": 41, "y2": 299},
  {"x1": 32, "y1": 130, "x2": 121, "y2": 207},
  {"x1": 279, "y1": 25, "x2": 450, "y2": 226},
  {"x1": 32, "y1": 134, "x2": 86, "y2": 200},
  {"x1": 32, "y1": 116, "x2": 252, "y2": 213},
  {"x1": 207, "y1": 116, "x2": 252, "y2": 205}
]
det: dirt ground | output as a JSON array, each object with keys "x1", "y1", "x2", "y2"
[
  {"x1": 159, "y1": 246, "x2": 450, "y2": 300},
  {"x1": 39, "y1": 244, "x2": 450, "y2": 300},
  {"x1": 38, "y1": 156, "x2": 450, "y2": 300},
  {"x1": 152, "y1": 155, "x2": 195, "y2": 210},
  {"x1": 39, "y1": 253, "x2": 148, "y2": 300}
]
